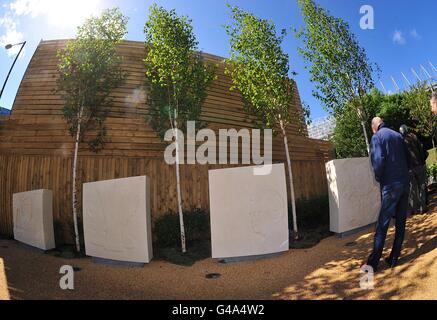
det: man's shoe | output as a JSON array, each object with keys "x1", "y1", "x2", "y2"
[{"x1": 384, "y1": 257, "x2": 397, "y2": 268}]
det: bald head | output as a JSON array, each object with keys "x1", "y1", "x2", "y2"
[
  {"x1": 431, "y1": 91, "x2": 437, "y2": 115},
  {"x1": 371, "y1": 117, "x2": 383, "y2": 134}
]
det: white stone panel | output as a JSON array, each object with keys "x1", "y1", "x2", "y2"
[
  {"x1": 209, "y1": 164, "x2": 289, "y2": 259},
  {"x1": 326, "y1": 158, "x2": 381, "y2": 234},
  {"x1": 13, "y1": 189, "x2": 55, "y2": 250},
  {"x1": 83, "y1": 176, "x2": 153, "y2": 263}
]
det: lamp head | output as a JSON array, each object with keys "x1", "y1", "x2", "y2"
[{"x1": 5, "y1": 44, "x2": 13, "y2": 50}]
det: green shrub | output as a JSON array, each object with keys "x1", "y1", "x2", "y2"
[
  {"x1": 289, "y1": 196, "x2": 330, "y2": 230},
  {"x1": 427, "y1": 163, "x2": 437, "y2": 183},
  {"x1": 154, "y1": 208, "x2": 210, "y2": 248},
  {"x1": 427, "y1": 148, "x2": 437, "y2": 167}
]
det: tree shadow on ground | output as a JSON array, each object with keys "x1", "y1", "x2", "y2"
[
  {"x1": 1, "y1": 194, "x2": 436, "y2": 300},
  {"x1": 397, "y1": 236, "x2": 437, "y2": 266},
  {"x1": 275, "y1": 192, "x2": 437, "y2": 300}
]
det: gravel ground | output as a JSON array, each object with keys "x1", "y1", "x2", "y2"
[{"x1": 1, "y1": 194, "x2": 436, "y2": 300}]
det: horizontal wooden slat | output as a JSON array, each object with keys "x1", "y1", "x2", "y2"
[
  {"x1": 0, "y1": 154, "x2": 331, "y2": 244},
  {"x1": 0, "y1": 40, "x2": 334, "y2": 244}
]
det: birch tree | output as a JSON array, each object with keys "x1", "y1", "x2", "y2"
[
  {"x1": 225, "y1": 5, "x2": 302, "y2": 239},
  {"x1": 144, "y1": 5, "x2": 215, "y2": 253},
  {"x1": 296, "y1": 0, "x2": 377, "y2": 154},
  {"x1": 57, "y1": 8, "x2": 128, "y2": 252}
]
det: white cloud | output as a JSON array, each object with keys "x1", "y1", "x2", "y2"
[
  {"x1": 410, "y1": 29, "x2": 422, "y2": 40},
  {"x1": 0, "y1": 14, "x2": 24, "y2": 56},
  {"x1": 9, "y1": 0, "x2": 41, "y2": 17},
  {"x1": 0, "y1": 14, "x2": 16, "y2": 30},
  {"x1": 8, "y1": 0, "x2": 102, "y2": 28},
  {"x1": 392, "y1": 30, "x2": 406, "y2": 45},
  {"x1": 0, "y1": 0, "x2": 104, "y2": 57}
]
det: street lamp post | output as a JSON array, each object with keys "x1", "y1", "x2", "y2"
[{"x1": 0, "y1": 41, "x2": 26, "y2": 100}]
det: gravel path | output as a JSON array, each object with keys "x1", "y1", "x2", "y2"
[{"x1": 1, "y1": 194, "x2": 436, "y2": 300}]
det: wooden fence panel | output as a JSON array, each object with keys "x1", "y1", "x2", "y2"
[
  {"x1": 0, "y1": 40, "x2": 334, "y2": 244},
  {"x1": 0, "y1": 154, "x2": 330, "y2": 243}
]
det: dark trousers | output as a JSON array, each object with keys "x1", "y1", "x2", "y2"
[
  {"x1": 367, "y1": 182, "x2": 409, "y2": 271},
  {"x1": 408, "y1": 165, "x2": 428, "y2": 214}
]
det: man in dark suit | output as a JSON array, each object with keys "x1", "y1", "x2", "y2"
[
  {"x1": 364, "y1": 117, "x2": 410, "y2": 272},
  {"x1": 399, "y1": 125, "x2": 428, "y2": 214}
]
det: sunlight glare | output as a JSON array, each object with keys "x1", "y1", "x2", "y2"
[
  {"x1": 45, "y1": 0, "x2": 102, "y2": 29},
  {"x1": 10, "y1": 0, "x2": 103, "y2": 29}
]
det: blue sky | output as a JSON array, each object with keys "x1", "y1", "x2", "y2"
[{"x1": 1, "y1": 0, "x2": 437, "y2": 121}]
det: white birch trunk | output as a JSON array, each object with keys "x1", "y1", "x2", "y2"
[
  {"x1": 361, "y1": 121, "x2": 370, "y2": 155},
  {"x1": 348, "y1": 79, "x2": 370, "y2": 156},
  {"x1": 72, "y1": 108, "x2": 83, "y2": 253},
  {"x1": 280, "y1": 120, "x2": 298, "y2": 239},
  {"x1": 174, "y1": 121, "x2": 187, "y2": 253},
  {"x1": 355, "y1": 99, "x2": 370, "y2": 156}
]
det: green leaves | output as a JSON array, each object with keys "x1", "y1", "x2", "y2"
[
  {"x1": 334, "y1": 85, "x2": 436, "y2": 158},
  {"x1": 144, "y1": 4, "x2": 215, "y2": 139},
  {"x1": 225, "y1": 5, "x2": 294, "y2": 130},
  {"x1": 296, "y1": 0, "x2": 377, "y2": 116},
  {"x1": 404, "y1": 83, "x2": 436, "y2": 139},
  {"x1": 378, "y1": 92, "x2": 412, "y2": 130},
  {"x1": 77, "y1": 7, "x2": 129, "y2": 42},
  {"x1": 333, "y1": 89, "x2": 382, "y2": 158},
  {"x1": 57, "y1": 7, "x2": 128, "y2": 151}
]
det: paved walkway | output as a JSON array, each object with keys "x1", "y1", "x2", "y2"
[{"x1": 1, "y1": 194, "x2": 436, "y2": 300}]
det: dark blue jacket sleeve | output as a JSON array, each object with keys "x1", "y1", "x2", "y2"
[{"x1": 371, "y1": 135, "x2": 385, "y2": 183}]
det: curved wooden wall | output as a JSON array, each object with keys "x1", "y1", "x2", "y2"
[{"x1": 0, "y1": 40, "x2": 334, "y2": 243}]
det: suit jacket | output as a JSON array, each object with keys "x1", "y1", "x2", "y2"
[{"x1": 370, "y1": 123, "x2": 410, "y2": 186}]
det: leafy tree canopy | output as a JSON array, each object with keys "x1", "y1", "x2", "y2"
[
  {"x1": 333, "y1": 88, "x2": 381, "y2": 158},
  {"x1": 144, "y1": 4, "x2": 215, "y2": 139},
  {"x1": 405, "y1": 83, "x2": 436, "y2": 144},
  {"x1": 334, "y1": 85, "x2": 436, "y2": 158},
  {"x1": 296, "y1": 0, "x2": 378, "y2": 115},
  {"x1": 57, "y1": 7, "x2": 128, "y2": 152},
  {"x1": 225, "y1": 5, "x2": 302, "y2": 131}
]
